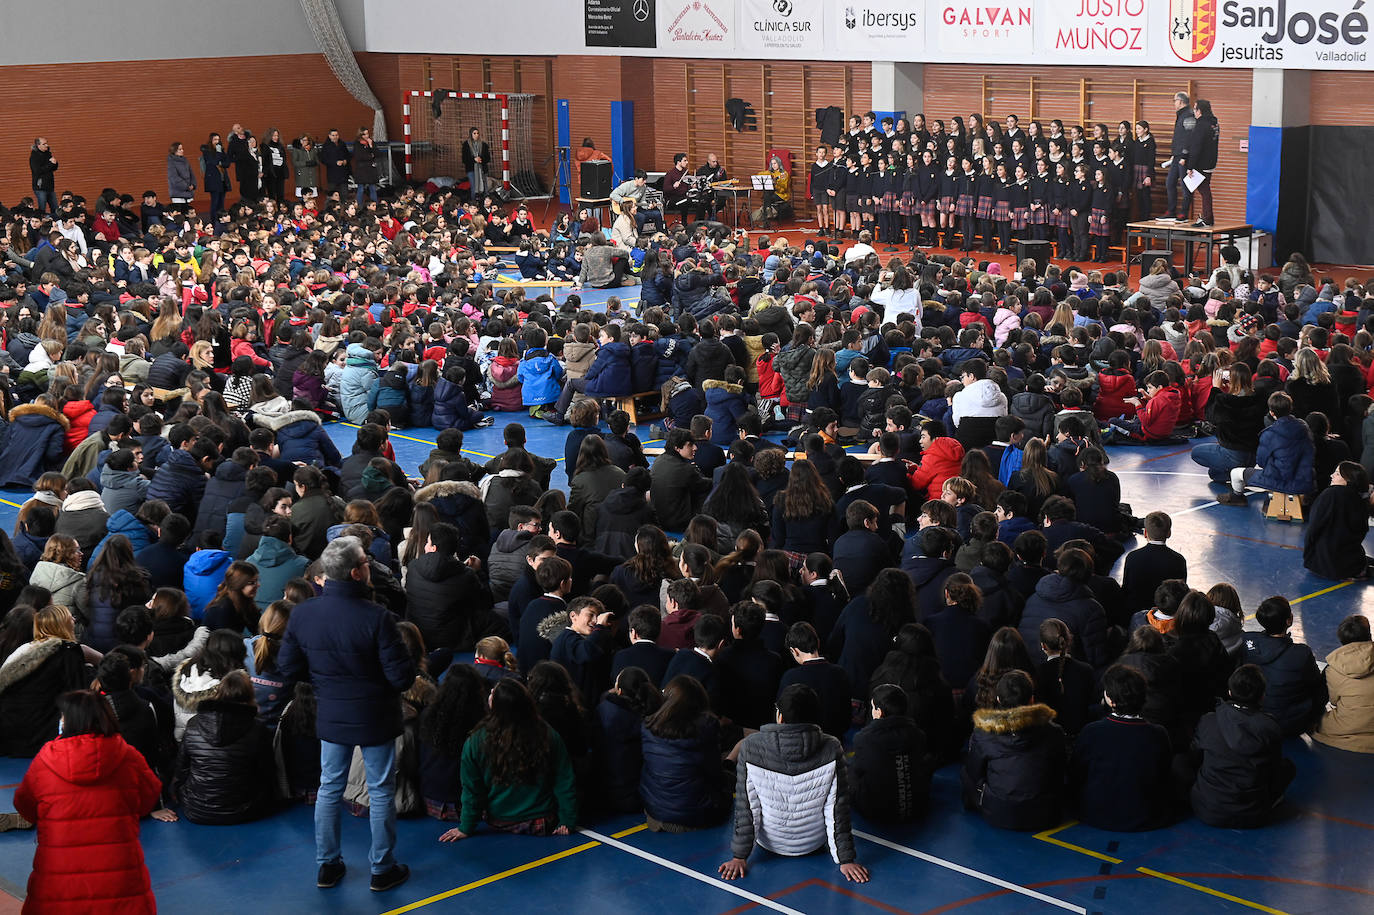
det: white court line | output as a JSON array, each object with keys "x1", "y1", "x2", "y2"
[
  {"x1": 1172, "y1": 489, "x2": 1264, "y2": 517},
  {"x1": 1115, "y1": 470, "x2": 1211, "y2": 477},
  {"x1": 578, "y1": 829, "x2": 808, "y2": 915},
  {"x1": 853, "y1": 830, "x2": 1088, "y2": 914}
]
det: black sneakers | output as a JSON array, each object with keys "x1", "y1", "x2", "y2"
[
  {"x1": 317, "y1": 859, "x2": 346, "y2": 888},
  {"x1": 371, "y1": 864, "x2": 411, "y2": 893}
]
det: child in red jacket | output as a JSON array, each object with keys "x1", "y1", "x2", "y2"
[{"x1": 1107, "y1": 371, "x2": 1181, "y2": 442}]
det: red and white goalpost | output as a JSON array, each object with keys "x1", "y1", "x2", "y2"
[{"x1": 404, "y1": 90, "x2": 540, "y2": 196}]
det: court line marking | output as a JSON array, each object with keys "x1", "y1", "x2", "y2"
[
  {"x1": 852, "y1": 830, "x2": 1086, "y2": 913},
  {"x1": 1032, "y1": 821, "x2": 1289, "y2": 914},
  {"x1": 1216, "y1": 531, "x2": 1301, "y2": 551},
  {"x1": 579, "y1": 828, "x2": 809, "y2": 915},
  {"x1": 1173, "y1": 489, "x2": 1264, "y2": 516},
  {"x1": 1292, "y1": 580, "x2": 1355, "y2": 604},
  {"x1": 0, "y1": 498, "x2": 22, "y2": 509},
  {"x1": 1114, "y1": 470, "x2": 1211, "y2": 477},
  {"x1": 380, "y1": 823, "x2": 646, "y2": 915},
  {"x1": 332, "y1": 421, "x2": 496, "y2": 459}
]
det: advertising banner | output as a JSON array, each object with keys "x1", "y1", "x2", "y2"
[
  {"x1": 832, "y1": 1, "x2": 924, "y2": 58},
  {"x1": 658, "y1": 0, "x2": 738, "y2": 53},
  {"x1": 739, "y1": 0, "x2": 825, "y2": 53},
  {"x1": 586, "y1": 0, "x2": 658, "y2": 47},
  {"x1": 1178, "y1": 0, "x2": 1373, "y2": 68},
  {"x1": 932, "y1": 2, "x2": 1035, "y2": 52},
  {"x1": 1042, "y1": 0, "x2": 1148, "y2": 58}
]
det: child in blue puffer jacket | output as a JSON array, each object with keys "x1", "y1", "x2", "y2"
[{"x1": 516, "y1": 327, "x2": 565, "y2": 417}]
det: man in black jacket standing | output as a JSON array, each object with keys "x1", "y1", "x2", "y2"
[
  {"x1": 1162, "y1": 91, "x2": 1194, "y2": 223},
  {"x1": 321, "y1": 128, "x2": 352, "y2": 196},
  {"x1": 278, "y1": 536, "x2": 416, "y2": 893},
  {"x1": 1179, "y1": 99, "x2": 1220, "y2": 227}
]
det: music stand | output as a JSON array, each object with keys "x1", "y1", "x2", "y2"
[{"x1": 751, "y1": 175, "x2": 775, "y2": 190}]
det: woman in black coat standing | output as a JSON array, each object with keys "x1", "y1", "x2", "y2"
[
  {"x1": 200, "y1": 132, "x2": 232, "y2": 219},
  {"x1": 260, "y1": 127, "x2": 290, "y2": 203},
  {"x1": 353, "y1": 127, "x2": 382, "y2": 204}
]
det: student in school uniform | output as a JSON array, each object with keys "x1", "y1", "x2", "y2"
[
  {"x1": 973, "y1": 157, "x2": 998, "y2": 253},
  {"x1": 1067, "y1": 162, "x2": 1093, "y2": 262},
  {"x1": 1028, "y1": 159, "x2": 1051, "y2": 243},
  {"x1": 899, "y1": 153, "x2": 919, "y2": 248},
  {"x1": 1105, "y1": 145, "x2": 1130, "y2": 243},
  {"x1": 876, "y1": 155, "x2": 900, "y2": 247},
  {"x1": 913, "y1": 150, "x2": 939, "y2": 248},
  {"x1": 954, "y1": 157, "x2": 978, "y2": 252},
  {"x1": 857, "y1": 152, "x2": 877, "y2": 238},
  {"x1": 843, "y1": 155, "x2": 862, "y2": 239},
  {"x1": 938, "y1": 155, "x2": 960, "y2": 249},
  {"x1": 991, "y1": 161, "x2": 1014, "y2": 255},
  {"x1": 1088, "y1": 167, "x2": 1115, "y2": 263},
  {"x1": 1050, "y1": 161, "x2": 1072, "y2": 254},
  {"x1": 1009, "y1": 163, "x2": 1031, "y2": 250},
  {"x1": 811, "y1": 145, "x2": 833, "y2": 238},
  {"x1": 1132, "y1": 120, "x2": 1157, "y2": 221}
]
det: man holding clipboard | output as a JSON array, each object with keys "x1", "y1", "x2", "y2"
[{"x1": 1164, "y1": 97, "x2": 1220, "y2": 228}]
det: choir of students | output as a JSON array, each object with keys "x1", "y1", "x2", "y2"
[{"x1": 808, "y1": 112, "x2": 1164, "y2": 263}]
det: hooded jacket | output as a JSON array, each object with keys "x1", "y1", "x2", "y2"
[
  {"x1": 703, "y1": 379, "x2": 748, "y2": 445},
  {"x1": 1008, "y1": 391, "x2": 1057, "y2": 438},
  {"x1": 146, "y1": 448, "x2": 208, "y2": 522},
  {"x1": 1315, "y1": 641, "x2": 1374, "y2": 753},
  {"x1": 339, "y1": 343, "x2": 380, "y2": 423},
  {"x1": 1243, "y1": 633, "x2": 1327, "y2": 737},
  {"x1": 61, "y1": 399, "x2": 96, "y2": 453},
  {"x1": 1190, "y1": 701, "x2": 1290, "y2": 828},
  {"x1": 404, "y1": 551, "x2": 492, "y2": 650},
  {"x1": 183, "y1": 549, "x2": 234, "y2": 619},
  {"x1": 0, "y1": 639, "x2": 88, "y2": 757},
  {"x1": 907, "y1": 436, "x2": 965, "y2": 501},
  {"x1": 0, "y1": 403, "x2": 69, "y2": 487},
  {"x1": 1092, "y1": 369, "x2": 1139, "y2": 422},
  {"x1": 731, "y1": 722, "x2": 857, "y2": 863},
  {"x1": 848, "y1": 715, "x2": 932, "y2": 822},
  {"x1": 28, "y1": 561, "x2": 89, "y2": 622},
  {"x1": 194, "y1": 458, "x2": 249, "y2": 541},
  {"x1": 515, "y1": 347, "x2": 564, "y2": 406},
  {"x1": 963, "y1": 703, "x2": 1067, "y2": 831},
  {"x1": 256, "y1": 409, "x2": 341, "y2": 467},
  {"x1": 1019, "y1": 574, "x2": 1110, "y2": 670},
  {"x1": 639, "y1": 714, "x2": 729, "y2": 828},
  {"x1": 245, "y1": 536, "x2": 309, "y2": 609},
  {"x1": 584, "y1": 340, "x2": 634, "y2": 398},
  {"x1": 951, "y1": 378, "x2": 1008, "y2": 428},
  {"x1": 775, "y1": 344, "x2": 816, "y2": 404},
  {"x1": 173, "y1": 698, "x2": 273, "y2": 824},
  {"x1": 99, "y1": 464, "x2": 149, "y2": 516},
  {"x1": 1252, "y1": 414, "x2": 1314, "y2": 495},
  {"x1": 14, "y1": 732, "x2": 161, "y2": 914},
  {"x1": 415, "y1": 480, "x2": 491, "y2": 561}
]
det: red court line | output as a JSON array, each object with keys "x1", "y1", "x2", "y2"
[
  {"x1": 1139, "y1": 447, "x2": 1194, "y2": 463},
  {"x1": 914, "y1": 871, "x2": 1374, "y2": 914},
  {"x1": 1305, "y1": 809, "x2": 1374, "y2": 831},
  {"x1": 1216, "y1": 532, "x2": 1301, "y2": 551},
  {"x1": 717, "y1": 878, "x2": 913, "y2": 915},
  {"x1": 0, "y1": 784, "x2": 18, "y2": 789}
]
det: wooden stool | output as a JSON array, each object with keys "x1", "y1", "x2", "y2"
[
  {"x1": 612, "y1": 393, "x2": 665, "y2": 426},
  {"x1": 1262, "y1": 491, "x2": 1305, "y2": 522}
]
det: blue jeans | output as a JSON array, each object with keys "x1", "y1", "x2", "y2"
[
  {"x1": 1191, "y1": 442, "x2": 1254, "y2": 483},
  {"x1": 316, "y1": 740, "x2": 397, "y2": 875},
  {"x1": 355, "y1": 183, "x2": 378, "y2": 204},
  {"x1": 33, "y1": 189, "x2": 55, "y2": 216}
]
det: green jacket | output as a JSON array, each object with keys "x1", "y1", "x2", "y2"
[{"x1": 460, "y1": 724, "x2": 578, "y2": 834}]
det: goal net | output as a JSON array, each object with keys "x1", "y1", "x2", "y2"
[{"x1": 403, "y1": 91, "x2": 543, "y2": 199}]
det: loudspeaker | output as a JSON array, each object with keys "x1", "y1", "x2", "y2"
[
  {"x1": 580, "y1": 160, "x2": 612, "y2": 199},
  {"x1": 1014, "y1": 239, "x2": 1053, "y2": 268},
  {"x1": 1139, "y1": 250, "x2": 1173, "y2": 270}
]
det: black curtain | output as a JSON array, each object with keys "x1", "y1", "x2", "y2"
[{"x1": 1277, "y1": 125, "x2": 1374, "y2": 265}]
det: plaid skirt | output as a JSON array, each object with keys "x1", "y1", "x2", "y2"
[
  {"x1": 939, "y1": 194, "x2": 956, "y2": 213},
  {"x1": 975, "y1": 196, "x2": 995, "y2": 220},
  {"x1": 954, "y1": 192, "x2": 976, "y2": 217},
  {"x1": 1011, "y1": 206, "x2": 1030, "y2": 230},
  {"x1": 1052, "y1": 208, "x2": 1071, "y2": 228},
  {"x1": 919, "y1": 199, "x2": 938, "y2": 221},
  {"x1": 1133, "y1": 163, "x2": 1152, "y2": 188},
  {"x1": 881, "y1": 190, "x2": 900, "y2": 211},
  {"x1": 898, "y1": 191, "x2": 916, "y2": 216},
  {"x1": 1089, "y1": 207, "x2": 1111, "y2": 234},
  {"x1": 992, "y1": 200, "x2": 1012, "y2": 222},
  {"x1": 1029, "y1": 205, "x2": 1049, "y2": 225}
]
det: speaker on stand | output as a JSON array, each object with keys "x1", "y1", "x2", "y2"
[
  {"x1": 580, "y1": 160, "x2": 612, "y2": 200},
  {"x1": 1014, "y1": 239, "x2": 1054, "y2": 271}
]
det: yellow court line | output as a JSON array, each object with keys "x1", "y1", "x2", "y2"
[
  {"x1": 1136, "y1": 868, "x2": 1290, "y2": 915},
  {"x1": 332, "y1": 421, "x2": 495, "y2": 459},
  {"x1": 1032, "y1": 822, "x2": 1122, "y2": 864},
  {"x1": 1033, "y1": 822, "x2": 1291, "y2": 914},
  {"x1": 379, "y1": 823, "x2": 646, "y2": 915},
  {"x1": 1291, "y1": 580, "x2": 1355, "y2": 604},
  {"x1": 0, "y1": 497, "x2": 24, "y2": 509}
]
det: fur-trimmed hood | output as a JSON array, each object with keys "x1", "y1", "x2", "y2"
[
  {"x1": 172, "y1": 659, "x2": 222, "y2": 713},
  {"x1": 253, "y1": 409, "x2": 322, "y2": 431},
  {"x1": 537, "y1": 610, "x2": 572, "y2": 642},
  {"x1": 414, "y1": 479, "x2": 482, "y2": 503},
  {"x1": 8, "y1": 403, "x2": 69, "y2": 429},
  {"x1": 0, "y1": 638, "x2": 69, "y2": 695},
  {"x1": 972, "y1": 703, "x2": 1058, "y2": 734},
  {"x1": 702, "y1": 379, "x2": 743, "y2": 395}
]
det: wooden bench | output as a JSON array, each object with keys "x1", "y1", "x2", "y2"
[
  {"x1": 1262, "y1": 491, "x2": 1305, "y2": 522},
  {"x1": 610, "y1": 392, "x2": 665, "y2": 426}
]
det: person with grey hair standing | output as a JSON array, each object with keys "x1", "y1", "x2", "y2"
[
  {"x1": 1161, "y1": 91, "x2": 1195, "y2": 223},
  {"x1": 277, "y1": 536, "x2": 416, "y2": 893}
]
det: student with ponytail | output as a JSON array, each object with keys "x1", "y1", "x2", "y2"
[{"x1": 1033, "y1": 618, "x2": 1095, "y2": 736}]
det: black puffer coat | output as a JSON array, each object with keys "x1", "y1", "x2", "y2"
[{"x1": 173, "y1": 698, "x2": 274, "y2": 824}]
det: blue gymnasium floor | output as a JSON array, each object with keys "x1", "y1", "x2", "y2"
[{"x1": 2, "y1": 281, "x2": 1374, "y2": 912}]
